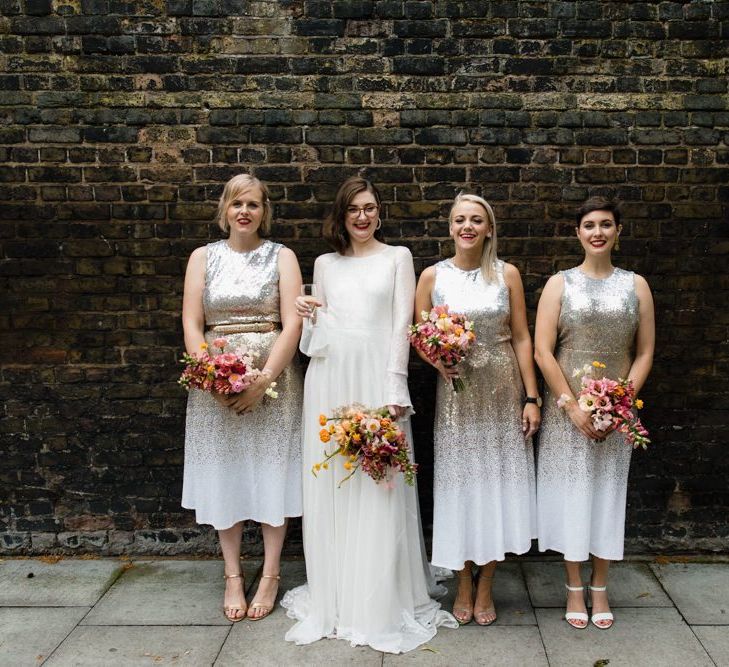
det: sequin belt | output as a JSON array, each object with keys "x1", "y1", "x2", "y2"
[{"x1": 207, "y1": 322, "x2": 280, "y2": 334}]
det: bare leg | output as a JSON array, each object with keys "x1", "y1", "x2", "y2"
[
  {"x1": 564, "y1": 560, "x2": 587, "y2": 628},
  {"x1": 452, "y1": 561, "x2": 474, "y2": 624},
  {"x1": 590, "y1": 556, "x2": 612, "y2": 627},
  {"x1": 219, "y1": 522, "x2": 246, "y2": 621},
  {"x1": 248, "y1": 520, "x2": 287, "y2": 619},
  {"x1": 474, "y1": 561, "x2": 497, "y2": 625}
]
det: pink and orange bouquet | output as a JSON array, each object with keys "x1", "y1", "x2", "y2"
[
  {"x1": 313, "y1": 405, "x2": 418, "y2": 487},
  {"x1": 179, "y1": 338, "x2": 278, "y2": 397},
  {"x1": 558, "y1": 361, "x2": 650, "y2": 449},
  {"x1": 408, "y1": 304, "x2": 476, "y2": 392}
]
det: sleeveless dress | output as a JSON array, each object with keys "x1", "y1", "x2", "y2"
[
  {"x1": 430, "y1": 259, "x2": 536, "y2": 570},
  {"x1": 281, "y1": 246, "x2": 457, "y2": 654},
  {"x1": 182, "y1": 239, "x2": 303, "y2": 529},
  {"x1": 537, "y1": 266, "x2": 639, "y2": 561}
]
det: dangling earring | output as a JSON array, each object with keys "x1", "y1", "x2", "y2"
[
  {"x1": 614, "y1": 235, "x2": 620, "y2": 251},
  {"x1": 376, "y1": 218, "x2": 382, "y2": 230}
]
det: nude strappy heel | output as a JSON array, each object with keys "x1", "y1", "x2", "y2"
[
  {"x1": 222, "y1": 573, "x2": 247, "y2": 623},
  {"x1": 247, "y1": 573, "x2": 280, "y2": 622}
]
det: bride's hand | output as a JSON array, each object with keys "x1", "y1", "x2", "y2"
[
  {"x1": 387, "y1": 405, "x2": 407, "y2": 419},
  {"x1": 295, "y1": 295, "x2": 322, "y2": 319}
]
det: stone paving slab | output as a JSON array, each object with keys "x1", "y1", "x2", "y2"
[
  {"x1": 693, "y1": 626, "x2": 729, "y2": 666},
  {"x1": 45, "y1": 626, "x2": 229, "y2": 666},
  {"x1": 83, "y1": 559, "x2": 260, "y2": 626},
  {"x1": 384, "y1": 626, "x2": 548, "y2": 666},
  {"x1": 437, "y1": 562, "x2": 536, "y2": 625},
  {"x1": 650, "y1": 563, "x2": 729, "y2": 625},
  {"x1": 0, "y1": 607, "x2": 88, "y2": 666},
  {"x1": 0, "y1": 560, "x2": 124, "y2": 607},
  {"x1": 523, "y1": 561, "x2": 672, "y2": 608},
  {"x1": 218, "y1": 559, "x2": 382, "y2": 665},
  {"x1": 536, "y1": 607, "x2": 714, "y2": 667}
]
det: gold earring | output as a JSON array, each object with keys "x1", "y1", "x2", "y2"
[
  {"x1": 615, "y1": 235, "x2": 620, "y2": 251},
  {"x1": 376, "y1": 218, "x2": 382, "y2": 230}
]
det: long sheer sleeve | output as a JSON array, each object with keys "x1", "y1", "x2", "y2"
[
  {"x1": 385, "y1": 246, "x2": 416, "y2": 411},
  {"x1": 299, "y1": 254, "x2": 330, "y2": 358}
]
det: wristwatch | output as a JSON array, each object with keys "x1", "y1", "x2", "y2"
[{"x1": 524, "y1": 396, "x2": 543, "y2": 408}]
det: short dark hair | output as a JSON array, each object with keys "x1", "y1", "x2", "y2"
[
  {"x1": 322, "y1": 177, "x2": 385, "y2": 254},
  {"x1": 575, "y1": 197, "x2": 621, "y2": 228}
]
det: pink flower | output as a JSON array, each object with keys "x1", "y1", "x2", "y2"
[{"x1": 212, "y1": 337, "x2": 228, "y2": 350}]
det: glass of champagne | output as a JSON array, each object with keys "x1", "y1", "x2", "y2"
[{"x1": 301, "y1": 284, "x2": 324, "y2": 323}]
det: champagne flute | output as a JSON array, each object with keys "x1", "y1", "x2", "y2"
[{"x1": 301, "y1": 284, "x2": 324, "y2": 321}]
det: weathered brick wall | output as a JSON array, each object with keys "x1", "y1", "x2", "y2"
[{"x1": 1, "y1": 1, "x2": 727, "y2": 555}]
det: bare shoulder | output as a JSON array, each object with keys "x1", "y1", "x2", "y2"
[
  {"x1": 633, "y1": 273, "x2": 650, "y2": 291},
  {"x1": 187, "y1": 244, "x2": 207, "y2": 270},
  {"x1": 502, "y1": 261, "x2": 522, "y2": 282},
  {"x1": 418, "y1": 264, "x2": 436, "y2": 287},
  {"x1": 277, "y1": 245, "x2": 298, "y2": 263},
  {"x1": 539, "y1": 272, "x2": 565, "y2": 300}
]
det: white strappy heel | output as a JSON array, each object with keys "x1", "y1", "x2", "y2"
[
  {"x1": 588, "y1": 583, "x2": 614, "y2": 629},
  {"x1": 564, "y1": 584, "x2": 588, "y2": 629}
]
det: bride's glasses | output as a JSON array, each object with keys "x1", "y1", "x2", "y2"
[{"x1": 346, "y1": 204, "x2": 379, "y2": 217}]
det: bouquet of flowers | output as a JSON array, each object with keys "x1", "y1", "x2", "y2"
[
  {"x1": 558, "y1": 360, "x2": 650, "y2": 449},
  {"x1": 408, "y1": 304, "x2": 476, "y2": 392},
  {"x1": 179, "y1": 338, "x2": 278, "y2": 398},
  {"x1": 313, "y1": 404, "x2": 418, "y2": 487}
]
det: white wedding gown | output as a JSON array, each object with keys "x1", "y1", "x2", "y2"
[{"x1": 281, "y1": 245, "x2": 457, "y2": 654}]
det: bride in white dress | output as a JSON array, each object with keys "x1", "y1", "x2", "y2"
[{"x1": 282, "y1": 177, "x2": 457, "y2": 653}]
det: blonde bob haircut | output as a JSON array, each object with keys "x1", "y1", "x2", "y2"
[
  {"x1": 448, "y1": 192, "x2": 499, "y2": 283},
  {"x1": 215, "y1": 173, "x2": 272, "y2": 236}
]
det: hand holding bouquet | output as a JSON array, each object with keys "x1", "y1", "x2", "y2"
[
  {"x1": 558, "y1": 361, "x2": 650, "y2": 449},
  {"x1": 313, "y1": 404, "x2": 418, "y2": 487},
  {"x1": 409, "y1": 304, "x2": 476, "y2": 392},
  {"x1": 179, "y1": 338, "x2": 278, "y2": 398}
]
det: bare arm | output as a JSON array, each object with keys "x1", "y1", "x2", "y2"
[
  {"x1": 534, "y1": 273, "x2": 604, "y2": 440},
  {"x1": 628, "y1": 274, "x2": 655, "y2": 394},
  {"x1": 182, "y1": 246, "x2": 207, "y2": 356},
  {"x1": 504, "y1": 263, "x2": 541, "y2": 438},
  {"x1": 229, "y1": 247, "x2": 303, "y2": 413},
  {"x1": 413, "y1": 265, "x2": 461, "y2": 384}
]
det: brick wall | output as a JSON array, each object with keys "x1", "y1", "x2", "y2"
[{"x1": 1, "y1": 1, "x2": 728, "y2": 555}]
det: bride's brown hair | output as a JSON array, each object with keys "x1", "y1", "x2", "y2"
[{"x1": 323, "y1": 177, "x2": 385, "y2": 254}]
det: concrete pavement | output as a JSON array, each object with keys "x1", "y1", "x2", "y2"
[{"x1": 1, "y1": 556, "x2": 727, "y2": 666}]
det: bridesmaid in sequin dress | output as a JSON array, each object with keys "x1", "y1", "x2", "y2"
[
  {"x1": 182, "y1": 174, "x2": 304, "y2": 623},
  {"x1": 414, "y1": 193, "x2": 541, "y2": 626},
  {"x1": 535, "y1": 197, "x2": 655, "y2": 630}
]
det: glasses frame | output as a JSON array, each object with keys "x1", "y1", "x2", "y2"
[{"x1": 345, "y1": 204, "x2": 379, "y2": 218}]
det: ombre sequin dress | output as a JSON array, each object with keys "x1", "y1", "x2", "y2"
[
  {"x1": 431, "y1": 259, "x2": 536, "y2": 570},
  {"x1": 537, "y1": 267, "x2": 639, "y2": 562},
  {"x1": 182, "y1": 239, "x2": 303, "y2": 529}
]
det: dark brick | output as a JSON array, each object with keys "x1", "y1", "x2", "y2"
[{"x1": 392, "y1": 56, "x2": 446, "y2": 76}]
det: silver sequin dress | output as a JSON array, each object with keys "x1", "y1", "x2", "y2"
[
  {"x1": 182, "y1": 239, "x2": 303, "y2": 529},
  {"x1": 430, "y1": 259, "x2": 536, "y2": 570},
  {"x1": 537, "y1": 266, "x2": 638, "y2": 561}
]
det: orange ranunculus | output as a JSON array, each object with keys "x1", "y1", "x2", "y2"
[
  {"x1": 352, "y1": 433, "x2": 361, "y2": 443},
  {"x1": 613, "y1": 385, "x2": 625, "y2": 397},
  {"x1": 319, "y1": 429, "x2": 331, "y2": 443},
  {"x1": 319, "y1": 414, "x2": 327, "y2": 426}
]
